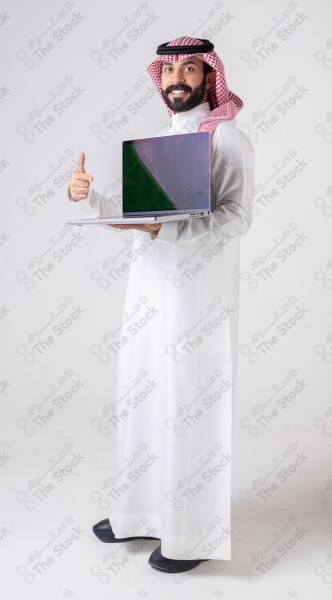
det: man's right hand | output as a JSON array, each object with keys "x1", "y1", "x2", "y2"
[{"x1": 68, "y1": 152, "x2": 94, "y2": 201}]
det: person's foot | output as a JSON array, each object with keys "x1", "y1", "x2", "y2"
[
  {"x1": 148, "y1": 544, "x2": 210, "y2": 573},
  {"x1": 92, "y1": 519, "x2": 160, "y2": 543}
]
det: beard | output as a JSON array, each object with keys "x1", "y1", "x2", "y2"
[{"x1": 161, "y1": 74, "x2": 207, "y2": 113}]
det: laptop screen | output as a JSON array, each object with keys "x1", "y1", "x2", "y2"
[{"x1": 122, "y1": 132, "x2": 210, "y2": 216}]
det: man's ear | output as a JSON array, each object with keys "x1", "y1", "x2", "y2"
[{"x1": 206, "y1": 71, "x2": 216, "y2": 90}]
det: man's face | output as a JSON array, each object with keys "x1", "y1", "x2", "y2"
[{"x1": 160, "y1": 56, "x2": 210, "y2": 113}]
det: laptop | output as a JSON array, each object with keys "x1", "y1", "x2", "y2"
[{"x1": 67, "y1": 131, "x2": 211, "y2": 226}]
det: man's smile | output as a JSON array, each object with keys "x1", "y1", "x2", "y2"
[
  {"x1": 170, "y1": 90, "x2": 189, "y2": 96},
  {"x1": 167, "y1": 87, "x2": 192, "y2": 100}
]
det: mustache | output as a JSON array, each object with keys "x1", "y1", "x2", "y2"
[{"x1": 166, "y1": 85, "x2": 192, "y2": 94}]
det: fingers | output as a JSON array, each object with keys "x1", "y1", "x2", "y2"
[
  {"x1": 76, "y1": 151, "x2": 85, "y2": 173},
  {"x1": 73, "y1": 172, "x2": 93, "y2": 183},
  {"x1": 74, "y1": 152, "x2": 93, "y2": 181},
  {"x1": 107, "y1": 224, "x2": 161, "y2": 233},
  {"x1": 69, "y1": 178, "x2": 91, "y2": 200},
  {"x1": 72, "y1": 183, "x2": 90, "y2": 192},
  {"x1": 69, "y1": 152, "x2": 94, "y2": 201},
  {"x1": 73, "y1": 193, "x2": 90, "y2": 200},
  {"x1": 71, "y1": 179, "x2": 92, "y2": 192}
]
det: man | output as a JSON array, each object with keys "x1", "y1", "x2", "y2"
[{"x1": 68, "y1": 36, "x2": 255, "y2": 573}]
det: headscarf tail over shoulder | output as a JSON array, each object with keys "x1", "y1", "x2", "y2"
[{"x1": 147, "y1": 36, "x2": 243, "y2": 135}]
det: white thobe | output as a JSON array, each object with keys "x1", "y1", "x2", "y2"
[{"x1": 68, "y1": 102, "x2": 255, "y2": 560}]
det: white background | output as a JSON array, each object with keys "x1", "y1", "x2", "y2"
[{"x1": 1, "y1": 0, "x2": 332, "y2": 597}]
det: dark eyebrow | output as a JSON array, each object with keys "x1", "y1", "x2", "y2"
[{"x1": 162, "y1": 60, "x2": 198, "y2": 67}]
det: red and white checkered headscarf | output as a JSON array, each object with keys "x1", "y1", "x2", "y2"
[{"x1": 147, "y1": 36, "x2": 243, "y2": 135}]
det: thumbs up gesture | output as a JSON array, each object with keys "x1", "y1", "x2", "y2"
[{"x1": 68, "y1": 152, "x2": 94, "y2": 201}]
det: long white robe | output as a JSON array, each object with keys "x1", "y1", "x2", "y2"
[{"x1": 68, "y1": 102, "x2": 255, "y2": 560}]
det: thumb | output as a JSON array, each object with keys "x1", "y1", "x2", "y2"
[{"x1": 76, "y1": 152, "x2": 85, "y2": 173}]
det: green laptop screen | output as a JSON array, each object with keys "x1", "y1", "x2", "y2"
[{"x1": 123, "y1": 132, "x2": 210, "y2": 216}]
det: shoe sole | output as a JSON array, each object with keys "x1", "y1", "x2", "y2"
[
  {"x1": 92, "y1": 526, "x2": 160, "y2": 544},
  {"x1": 148, "y1": 559, "x2": 208, "y2": 573},
  {"x1": 148, "y1": 548, "x2": 210, "y2": 573}
]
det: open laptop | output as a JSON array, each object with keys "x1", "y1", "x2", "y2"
[{"x1": 67, "y1": 131, "x2": 211, "y2": 226}]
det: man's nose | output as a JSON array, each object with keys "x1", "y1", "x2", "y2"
[{"x1": 170, "y1": 70, "x2": 186, "y2": 84}]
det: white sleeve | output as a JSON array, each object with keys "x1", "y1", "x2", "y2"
[
  {"x1": 66, "y1": 185, "x2": 122, "y2": 218},
  {"x1": 152, "y1": 121, "x2": 255, "y2": 245}
]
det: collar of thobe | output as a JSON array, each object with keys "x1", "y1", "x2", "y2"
[{"x1": 168, "y1": 102, "x2": 211, "y2": 133}]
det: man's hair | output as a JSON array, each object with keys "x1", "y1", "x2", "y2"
[{"x1": 202, "y1": 61, "x2": 213, "y2": 75}]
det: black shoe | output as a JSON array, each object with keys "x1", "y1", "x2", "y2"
[
  {"x1": 92, "y1": 519, "x2": 160, "y2": 543},
  {"x1": 148, "y1": 544, "x2": 210, "y2": 573}
]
